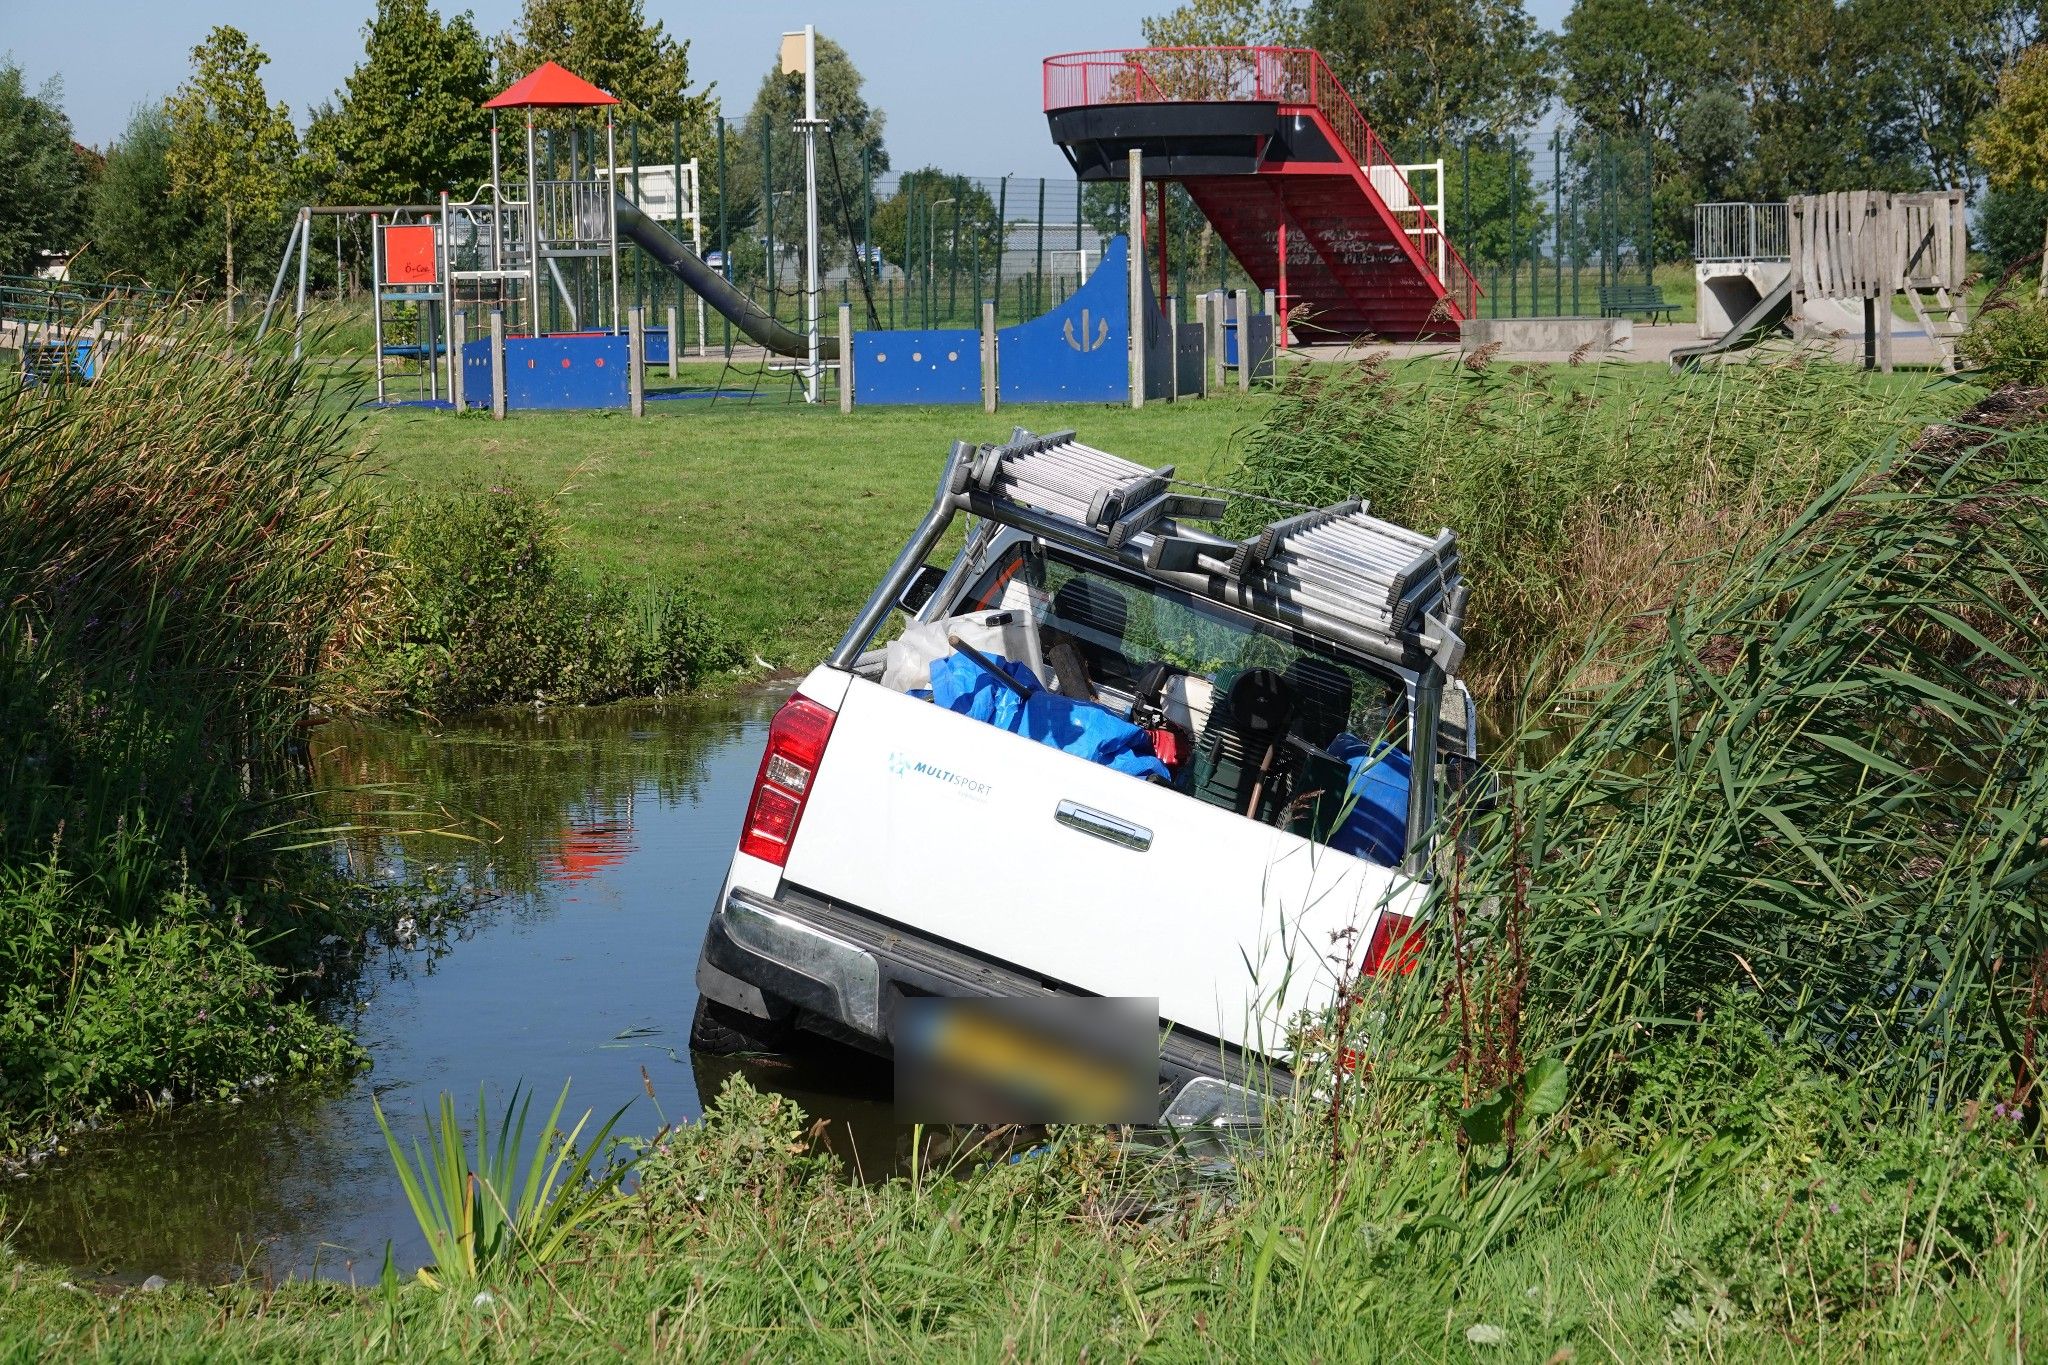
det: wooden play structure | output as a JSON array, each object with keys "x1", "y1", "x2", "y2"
[
  {"x1": 1788, "y1": 190, "x2": 1968, "y2": 373},
  {"x1": 1676, "y1": 190, "x2": 1968, "y2": 372}
]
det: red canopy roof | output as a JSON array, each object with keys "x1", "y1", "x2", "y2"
[{"x1": 484, "y1": 61, "x2": 621, "y2": 110}]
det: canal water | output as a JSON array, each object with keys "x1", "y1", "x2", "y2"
[{"x1": 7, "y1": 689, "x2": 901, "y2": 1285}]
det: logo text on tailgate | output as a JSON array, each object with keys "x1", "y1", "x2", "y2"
[{"x1": 888, "y1": 752, "x2": 992, "y2": 801}]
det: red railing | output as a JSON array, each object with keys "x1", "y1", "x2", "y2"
[{"x1": 1042, "y1": 47, "x2": 1479, "y2": 319}]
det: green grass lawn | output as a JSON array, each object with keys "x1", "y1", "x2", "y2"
[{"x1": 357, "y1": 393, "x2": 1272, "y2": 664}]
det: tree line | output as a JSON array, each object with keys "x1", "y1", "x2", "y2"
[
  {"x1": 0, "y1": 0, "x2": 911, "y2": 308},
  {"x1": 1148, "y1": 0, "x2": 2048, "y2": 271}
]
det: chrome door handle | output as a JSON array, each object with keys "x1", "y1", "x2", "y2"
[{"x1": 1054, "y1": 800, "x2": 1152, "y2": 851}]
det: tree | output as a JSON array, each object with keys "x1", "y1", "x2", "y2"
[
  {"x1": 497, "y1": 0, "x2": 715, "y2": 139},
  {"x1": 733, "y1": 32, "x2": 888, "y2": 274},
  {"x1": 1141, "y1": 0, "x2": 1306, "y2": 45},
  {"x1": 1849, "y1": 0, "x2": 2039, "y2": 199},
  {"x1": 1306, "y1": 0, "x2": 1554, "y2": 146},
  {"x1": 303, "y1": 0, "x2": 496, "y2": 207},
  {"x1": 165, "y1": 27, "x2": 299, "y2": 312},
  {"x1": 0, "y1": 63, "x2": 87, "y2": 276},
  {"x1": 1973, "y1": 42, "x2": 2048, "y2": 290},
  {"x1": 1557, "y1": 0, "x2": 1706, "y2": 142},
  {"x1": 85, "y1": 104, "x2": 217, "y2": 288},
  {"x1": 871, "y1": 168, "x2": 998, "y2": 280}
]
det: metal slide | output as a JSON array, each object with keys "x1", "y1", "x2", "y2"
[
  {"x1": 613, "y1": 197, "x2": 837, "y2": 362},
  {"x1": 1669, "y1": 274, "x2": 1794, "y2": 370}
]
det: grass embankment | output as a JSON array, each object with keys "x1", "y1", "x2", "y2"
[
  {"x1": 358, "y1": 356, "x2": 1971, "y2": 698},
  {"x1": 361, "y1": 396, "x2": 1262, "y2": 666},
  {"x1": 10, "y1": 387, "x2": 2048, "y2": 1358}
]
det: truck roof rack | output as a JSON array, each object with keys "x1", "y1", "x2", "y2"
[{"x1": 949, "y1": 428, "x2": 1467, "y2": 675}]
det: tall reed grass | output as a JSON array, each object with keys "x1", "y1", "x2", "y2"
[
  {"x1": 1229, "y1": 357, "x2": 1976, "y2": 697},
  {"x1": 0, "y1": 309, "x2": 377, "y2": 1134},
  {"x1": 1349, "y1": 385, "x2": 2048, "y2": 1130}
]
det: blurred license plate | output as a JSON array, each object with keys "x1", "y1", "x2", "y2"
[{"x1": 893, "y1": 996, "x2": 1158, "y2": 1125}]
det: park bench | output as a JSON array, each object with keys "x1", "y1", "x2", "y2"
[{"x1": 1599, "y1": 283, "x2": 1678, "y2": 323}]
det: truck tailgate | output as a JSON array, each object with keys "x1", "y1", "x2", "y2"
[{"x1": 781, "y1": 675, "x2": 1418, "y2": 1053}]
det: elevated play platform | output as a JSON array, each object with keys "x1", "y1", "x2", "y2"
[{"x1": 1043, "y1": 47, "x2": 1478, "y2": 343}]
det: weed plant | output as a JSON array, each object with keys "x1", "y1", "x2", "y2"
[
  {"x1": 1958, "y1": 289, "x2": 2048, "y2": 387},
  {"x1": 1227, "y1": 355, "x2": 1974, "y2": 697},
  {"x1": 374, "y1": 1081, "x2": 628, "y2": 1289}
]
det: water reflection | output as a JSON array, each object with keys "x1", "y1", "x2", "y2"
[{"x1": 8, "y1": 687, "x2": 898, "y2": 1284}]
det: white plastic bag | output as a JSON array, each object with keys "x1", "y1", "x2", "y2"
[{"x1": 881, "y1": 609, "x2": 1045, "y2": 694}]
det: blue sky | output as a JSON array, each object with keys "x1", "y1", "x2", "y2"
[{"x1": 7, "y1": 1, "x2": 1574, "y2": 178}]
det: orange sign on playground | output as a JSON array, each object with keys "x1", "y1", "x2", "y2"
[{"x1": 380, "y1": 224, "x2": 438, "y2": 286}]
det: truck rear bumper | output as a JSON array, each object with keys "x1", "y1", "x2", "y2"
[{"x1": 696, "y1": 883, "x2": 1281, "y2": 1095}]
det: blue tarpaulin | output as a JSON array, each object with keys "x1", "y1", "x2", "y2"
[
  {"x1": 1325, "y1": 735, "x2": 1411, "y2": 866},
  {"x1": 929, "y1": 653, "x2": 1169, "y2": 783}
]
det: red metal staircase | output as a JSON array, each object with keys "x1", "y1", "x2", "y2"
[{"x1": 1044, "y1": 47, "x2": 1479, "y2": 343}]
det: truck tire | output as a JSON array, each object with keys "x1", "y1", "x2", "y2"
[{"x1": 689, "y1": 995, "x2": 795, "y2": 1057}]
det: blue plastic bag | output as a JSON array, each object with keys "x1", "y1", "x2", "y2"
[{"x1": 928, "y1": 653, "x2": 1170, "y2": 783}]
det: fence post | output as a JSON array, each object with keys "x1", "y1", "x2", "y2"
[
  {"x1": 667, "y1": 304, "x2": 679, "y2": 379},
  {"x1": 839, "y1": 302, "x2": 854, "y2": 413},
  {"x1": 1034, "y1": 177, "x2": 1047, "y2": 317},
  {"x1": 982, "y1": 299, "x2": 997, "y2": 415},
  {"x1": 1460, "y1": 140, "x2": 1471, "y2": 256},
  {"x1": 628, "y1": 306, "x2": 645, "y2": 417},
  {"x1": 1196, "y1": 290, "x2": 1212, "y2": 392},
  {"x1": 451, "y1": 311, "x2": 467, "y2": 410},
  {"x1": 1236, "y1": 288, "x2": 1252, "y2": 394},
  {"x1": 1552, "y1": 129, "x2": 1563, "y2": 315},
  {"x1": 1129, "y1": 150, "x2": 1144, "y2": 410},
  {"x1": 489, "y1": 309, "x2": 507, "y2": 420},
  {"x1": 947, "y1": 180, "x2": 962, "y2": 324},
  {"x1": 994, "y1": 175, "x2": 1008, "y2": 322},
  {"x1": 1642, "y1": 123, "x2": 1655, "y2": 288},
  {"x1": 1508, "y1": 134, "x2": 1520, "y2": 318}
]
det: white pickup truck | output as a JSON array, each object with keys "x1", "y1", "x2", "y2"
[{"x1": 691, "y1": 430, "x2": 1473, "y2": 1119}]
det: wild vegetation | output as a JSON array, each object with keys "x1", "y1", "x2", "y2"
[
  {"x1": 1228, "y1": 355, "x2": 1975, "y2": 697},
  {"x1": 0, "y1": 314, "x2": 378, "y2": 1142},
  {"x1": 6, "y1": 355, "x2": 2043, "y2": 1356},
  {"x1": 0, "y1": 314, "x2": 744, "y2": 1151},
  {"x1": 339, "y1": 482, "x2": 741, "y2": 715}
]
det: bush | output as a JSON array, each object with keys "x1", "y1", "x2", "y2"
[
  {"x1": 1667, "y1": 1116, "x2": 2039, "y2": 1323},
  {"x1": 0, "y1": 308, "x2": 381, "y2": 1142},
  {"x1": 347, "y1": 483, "x2": 742, "y2": 713},
  {"x1": 0, "y1": 858, "x2": 358, "y2": 1134},
  {"x1": 1977, "y1": 182, "x2": 2048, "y2": 280},
  {"x1": 1958, "y1": 296, "x2": 2048, "y2": 387}
]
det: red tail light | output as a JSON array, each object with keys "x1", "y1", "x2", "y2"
[
  {"x1": 737, "y1": 695, "x2": 838, "y2": 866},
  {"x1": 1360, "y1": 911, "x2": 1421, "y2": 977}
]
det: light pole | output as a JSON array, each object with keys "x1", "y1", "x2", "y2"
[{"x1": 782, "y1": 25, "x2": 826, "y2": 404}]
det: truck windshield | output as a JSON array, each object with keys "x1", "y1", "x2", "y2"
[{"x1": 962, "y1": 542, "x2": 1413, "y2": 862}]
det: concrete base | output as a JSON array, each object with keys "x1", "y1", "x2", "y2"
[
  {"x1": 1696, "y1": 261, "x2": 1790, "y2": 339},
  {"x1": 1459, "y1": 315, "x2": 1632, "y2": 355}
]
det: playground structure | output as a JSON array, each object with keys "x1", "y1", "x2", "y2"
[
  {"x1": 1042, "y1": 46, "x2": 1478, "y2": 344},
  {"x1": 256, "y1": 46, "x2": 1290, "y2": 415},
  {"x1": 1674, "y1": 190, "x2": 1968, "y2": 372},
  {"x1": 261, "y1": 59, "x2": 732, "y2": 409}
]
